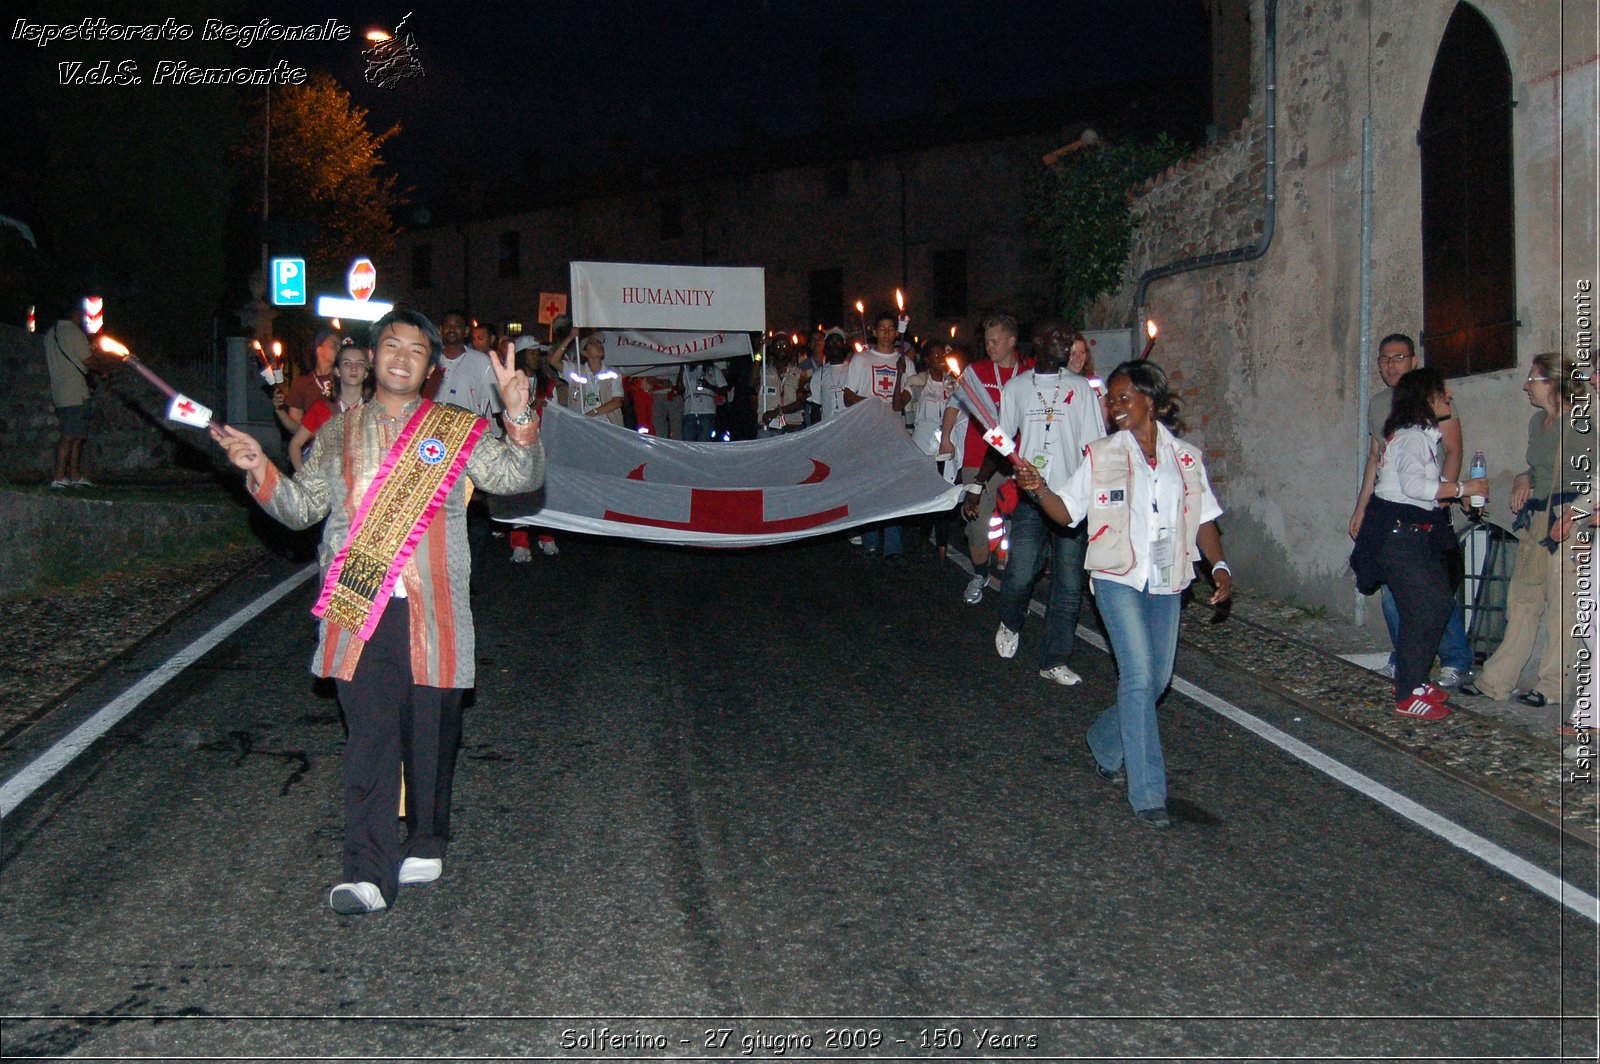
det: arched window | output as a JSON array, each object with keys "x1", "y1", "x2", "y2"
[{"x1": 1419, "y1": 3, "x2": 1516, "y2": 377}]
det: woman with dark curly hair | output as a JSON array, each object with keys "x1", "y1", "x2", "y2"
[
  {"x1": 1014, "y1": 360, "x2": 1230, "y2": 830},
  {"x1": 1350, "y1": 367, "x2": 1489, "y2": 719}
]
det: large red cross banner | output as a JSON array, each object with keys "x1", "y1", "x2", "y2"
[{"x1": 498, "y1": 401, "x2": 962, "y2": 547}]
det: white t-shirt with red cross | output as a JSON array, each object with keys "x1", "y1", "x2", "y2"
[{"x1": 844, "y1": 350, "x2": 912, "y2": 406}]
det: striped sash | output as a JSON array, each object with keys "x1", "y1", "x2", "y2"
[{"x1": 314, "y1": 400, "x2": 485, "y2": 640}]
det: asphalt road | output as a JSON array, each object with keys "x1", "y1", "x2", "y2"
[{"x1": 1, "y1": 534, "x2": 1595, "y2": 1060}]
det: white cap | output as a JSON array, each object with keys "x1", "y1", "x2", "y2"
[{"x1": 513, "y1": 335, "x2": 547, "y2": 353}]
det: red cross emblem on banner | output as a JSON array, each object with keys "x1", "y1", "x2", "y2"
[
  {"x1": 1178, "y1": 451, "x2": 1196, "y2": 469},
  {"x1": 543, "y1": 298, "x2": 562, "y2": 318},
  {"x1": 603, "y1": 460, "x2": 846, "y2": 534}
]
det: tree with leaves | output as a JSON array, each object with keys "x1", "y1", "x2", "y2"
[
  {"x1": 1032, "y1": 134, "x2": 1187, "y2": 325},
  {"x1": 234, "y1": 72, "x2": 402, "y2": 289}
]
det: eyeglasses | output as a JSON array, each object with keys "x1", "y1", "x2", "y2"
[{"x1": 1376, "y1": 354, "x2": 1414, "y2": 365}]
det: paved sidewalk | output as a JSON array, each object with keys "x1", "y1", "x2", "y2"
[{"x1": 1146, "y1": 589, "x2": 1593, "y2": 841}]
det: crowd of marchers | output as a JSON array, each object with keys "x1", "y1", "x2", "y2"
[{"x1": 36, "y1": 298, "x2": 1594, "y2": 913}]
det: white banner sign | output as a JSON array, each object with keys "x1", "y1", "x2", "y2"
[
  {"x1": 571, "y1": 261, "x2": 765, "y2": 331},
  {"x1": 498, "y1": 400, "x2": 961, "y2": 547},
  {"x1": 594, "y1": 329, "x2": 752, "y2": 371}
]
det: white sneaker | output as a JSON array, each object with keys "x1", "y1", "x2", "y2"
[
  {"x1": 398, "y1": 857, "x2": 442, "y2": 885},
  {"x1": 537, "y1": 539, "x2": 559, "y2": 556},
  {"x1": 49, "y1": 479, "x2": 70, "y2": 489},
  {"x1": 995, "y1": 623, "x2": 1020, "y2": 659},
  {"x1": 848, "y1": 535, "x2": 862, "y2": 546},
  {"x1": 1436, "y1": 666, "x2": 1464, "y2": 688},
  {"x1": 1377, "y1": 661, "x2": 1395, "y2": 679},
  {"x1": 1040, "y1": 664, "x2": 1083, "y2": 686},
  {"x1": 511, "y1": 546, "x2": 532, "y2": 563},
  {"x1": 962, "y1": 574, "x2": 986, "y2": 604},
  {"x1": 329, "y1": 881, "x2": 386, "y2": 914}
]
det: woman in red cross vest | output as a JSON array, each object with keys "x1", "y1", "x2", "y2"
[{"x1": 1014, "y1": 360, "x2": 1231, "y2": 831}]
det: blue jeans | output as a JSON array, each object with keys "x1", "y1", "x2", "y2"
[
  {"x1": 997, "y1": 498, "x2": 1087, "y2": 668},
  {"x1": 683, "y1": 412, "x2": 716, "y2": 441},
  {"x1": 1087, "y1": 579, "x2": 1182, "y2": 813},
  {"x1": 1381, "y1": 586, "x2": 1471, "y2": 672},
  {"x1": 862, "y1": 524, "x2": 902, "y2": 557}
]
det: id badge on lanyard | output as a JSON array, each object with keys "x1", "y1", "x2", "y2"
[
  {"x1": 1151, "y1": 532, "x2": 1176, "y2": 591},
  {"x1": 1145, "y1": 457, "x2": 1175, "y2": 591}
]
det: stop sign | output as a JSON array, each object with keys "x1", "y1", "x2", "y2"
[{"x1": 347, "y1": 258, "x2": 377, "y2": 302}]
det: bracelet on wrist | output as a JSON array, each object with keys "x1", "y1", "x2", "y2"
[{"x1": 1211, "y1": 560, "x2": 1231, "y2": 576}]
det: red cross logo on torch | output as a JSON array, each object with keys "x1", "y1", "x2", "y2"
[{"x1": 176, "y1": 399, "x2": 197, "y2": 419}]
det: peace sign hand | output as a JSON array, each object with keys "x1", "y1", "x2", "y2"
[{"x1": 491, "y1": 347, "x2": 532, "y2": 422}]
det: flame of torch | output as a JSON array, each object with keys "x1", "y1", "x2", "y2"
[
  {"x1": 945, "y1": 355, "x2": 962, "y2": 377},
  {"x1": 1139, "y1": 319, "x2": 1159, "y2": 360},
  {"x1": 251, "y1": 339, "x2": 272, "y2": 371},
  {"x1": 99, "y1": 336, "x2": 176, "y2": 400},
  {"x1": 271, "y1": 340, "x2": 284, "y2": 368},
  {"x1": 895, "y1": 290, "x2": 904, "y2": 312},
  {"x1": 949, "y1": 325, "x2": 957, "y2": 339}
]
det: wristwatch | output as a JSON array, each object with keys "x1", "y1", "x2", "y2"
[{"x1": 507, "y1": 405, "x2": 535, "y2": 426}]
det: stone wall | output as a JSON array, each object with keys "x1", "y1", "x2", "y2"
[
  {"x1": 0, "y1": 324, "x2": 221, "y2": 482},
  {"x1": 0, "y1": 487, "x2": 251, "y2": 596},
  {"x1": 1086, "y1": 0, "x2": 1595, "y2": 618}
]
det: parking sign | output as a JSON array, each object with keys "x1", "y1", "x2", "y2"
[{"x1": 271, "y1": 258, "x2": 306, "y2": 306}]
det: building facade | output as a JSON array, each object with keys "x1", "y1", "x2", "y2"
[
  {"x1": 1085, "y1": 0, "x2": 1595, "y2": 616},
  {"x1": 379, "y1": 85, "x2": 1206, "y2": 342}
]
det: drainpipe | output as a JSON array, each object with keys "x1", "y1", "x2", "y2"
[
  {"x1": 1356, "y1": 115, "x2": 1374, "y2": 626},
  {"x1": 1130, "y1": 0, "x2": 1278, "y2": 348}
]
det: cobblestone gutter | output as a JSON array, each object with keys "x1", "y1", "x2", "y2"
[{"x1": 1176, "y1": 595, "x2": 1596, "y2": 843}]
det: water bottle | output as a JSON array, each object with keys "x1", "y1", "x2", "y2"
[{"x1": 1467, "y1": 449, "x2": 1487, "y2": 520}]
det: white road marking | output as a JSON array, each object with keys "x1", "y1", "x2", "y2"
[
  {"x1": 0, "y1": 565, "x2": 317, "y2": 819},
  {"x1": 954, "y1": 557, "x2": 1600, "y2": 924}
]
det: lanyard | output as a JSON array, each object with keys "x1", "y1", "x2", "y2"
[{"x1": 1033, "y1": 374, "x2": 1063, "y2": 431}]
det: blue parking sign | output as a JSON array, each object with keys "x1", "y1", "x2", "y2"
[{"x1": 271, "y1": 258, "x2": 306, "y2": 306}]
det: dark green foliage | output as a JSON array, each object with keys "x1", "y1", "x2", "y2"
[
  {"x1": 1032, "y1": 135, "x2": 1188, "y2": 324},
  {"x1": 233, "y1": 73, "x2": 402, "y2": 290}
]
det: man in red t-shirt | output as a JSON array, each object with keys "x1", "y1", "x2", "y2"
[{"x1": 948, "y1": 314, "x2": 1032, "y2": 603}]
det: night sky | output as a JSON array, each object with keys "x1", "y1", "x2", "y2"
[{"x1": 257, "y1": 0, "x2": 1212, "y2": 201}]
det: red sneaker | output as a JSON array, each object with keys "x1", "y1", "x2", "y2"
[
  {"x1": 1408, "y1": 683, "x2": 1449, "y2": 705},
  {"x1": 1396, "y1": 693, "x2": 1452, "y2": 721}
]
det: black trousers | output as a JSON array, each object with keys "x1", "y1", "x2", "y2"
[
  {"x1": 334, "y1": 600, "x2": 464, "y2": 905},
  {"x1": 467, "y1": 493, "x2": 491, "y2": 595},
  {"x1": 1374, "y1": 522, "x2": 1455, "y2": 699}
]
